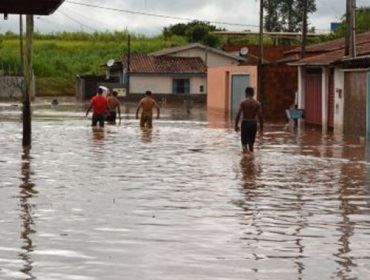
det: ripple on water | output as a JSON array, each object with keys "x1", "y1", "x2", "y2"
[{"x1": 1, "y1": 108, "x2": 370, "y2": 279}]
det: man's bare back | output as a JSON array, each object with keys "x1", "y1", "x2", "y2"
[
  {"x1": 107, "y1": 96, "x2": 120, "y2": 112},
  {"x1": 239, "y1": 97, "x2": 262, "y2": 121},
  {"x1": 138, "y1": 96, "x2": 159, "y2": 115},
  {"x1": 136, "y1": 91, "x2": 160, "y2": 128}
]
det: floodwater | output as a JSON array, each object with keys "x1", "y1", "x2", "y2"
[{"x1": 1, "y1": 102, "x2": 370, "y2": 280}]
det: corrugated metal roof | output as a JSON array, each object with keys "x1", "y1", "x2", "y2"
[
  {"x1": 0, "y1": 0, "x2": 64, "y2": 15},
  {"x1": 121, "y1": 54, "x2": 207, "y2": 74}
]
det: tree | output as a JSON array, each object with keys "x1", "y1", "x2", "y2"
[
  {"x1": 263, "y1": 0, "x2": 317, "y2": 32},
  {"x1": 162, "y1": 21, "x2": 222, "y2": 47},
  {"x1": 332, "y1": 7, "x2": 370, "y2": 38}
]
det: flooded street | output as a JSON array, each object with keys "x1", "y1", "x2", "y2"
[{"x1": 1, "y1": 103, "x2": 370, "y2": 280}]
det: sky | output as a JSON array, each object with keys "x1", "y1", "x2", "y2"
[{"x1": 0, "y1": 0, "x2": 369, "y2": 35}]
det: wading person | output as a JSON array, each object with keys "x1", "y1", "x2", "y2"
[
  {"x1": 135, "y1": 90, "x2": 160, "y2": 129},
  {"x1": 85, "y1": 88, "x2": 108, "y2": 128},
  {"x1": 106, "y1": 91, "x2": 121, "y2": 125},
  {"x1": 235, "y1": 87, "x2": 263, "y2": 153}
]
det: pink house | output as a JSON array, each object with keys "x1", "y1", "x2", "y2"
[{"x1": 207, "y1": 66, "x2": 258, "y2": 114}]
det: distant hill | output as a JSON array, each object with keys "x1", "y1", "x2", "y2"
[{"x1": 0, "y1": 31, "x2": 186, "y2": 96}]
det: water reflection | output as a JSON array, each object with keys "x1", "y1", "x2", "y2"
[
  {"x1": 19, "y1": 147, "x2": 36, "y2": 279},
  {"x1": 140, "y1": 128, "x2": 153, "y2": 143}
]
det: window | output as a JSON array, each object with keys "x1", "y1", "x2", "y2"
[
  {"x1": 200, "y1": 85, "x2": 204, "y2": 93},
  {"x1": 173, "y1": 79, "x2": 190, "y2": 94}
]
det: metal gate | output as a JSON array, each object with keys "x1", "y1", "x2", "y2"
[
  {"x1": 305, "y1": 71, "x2": 322, "y2": 126},
  {"x1": 231, "y1": 74, "x2": 250, "y2": 115},
  {"x1": 328, "y1": 69, "x2": 335, "y2": 129}
]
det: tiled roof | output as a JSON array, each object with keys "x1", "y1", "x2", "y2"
[
  {"x1": 121, "y1": 54, "x2": 207, "y2": 74},
  {"x1": 149, "y1": 43, "x2": 245, "y2": 62},
  {"x1": 285, "y1": 31, "x2": 370, "y2": 56},
  {"x1": 289, "y1": 41, "x2": 370, "y2": 66}
]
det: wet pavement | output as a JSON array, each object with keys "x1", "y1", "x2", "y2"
[{"x1": 1, "y1": 102, "x2": 370, "y2": 280}]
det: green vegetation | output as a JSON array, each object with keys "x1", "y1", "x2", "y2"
[
  {"x1": 326, "y1": 7, "x2": 370, "y2": 40},
  {"x1": 0, "y1": 31, "x2": 186, "y2": 96},
  {"x1": 163, "y1": 21, "x2": 223, "y2": 47},
  {"x1": 263, "y1": 0, "x2": 316, "y2": 32}
]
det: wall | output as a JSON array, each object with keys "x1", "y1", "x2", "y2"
[
  {"x1": 171, "y1": 48, "x2": 240, "y2": 68},
  {"x1": 0, "y1": 76, "x2": 35, "y2": 99},
  {"x1": 334, "y1": 68, "x2": 344, "y2": 133},
  {"x1": 130, "y1": 75, "x2": 206, "y2": 95},
  {"x1": 343, "y1": 70, "x2": 367, "y2": 137},
  {"x1": 263, "y1": 64, "x2": 298, "y2": 120},
  {"x1": 207, "y1": 66, "x2": 258, "y2": 113}
]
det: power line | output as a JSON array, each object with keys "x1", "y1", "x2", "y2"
[
  {"x1": 61, "y1": 5, "x2": 112, "y2": 31},
  {"x1": 58, "y1": 10, "x2": 98, "y2": 32},
  {"x1": 65, "y1": 0, "x2": 260, "y2": 29}
]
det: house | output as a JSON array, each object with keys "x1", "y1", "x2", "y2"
[
  {"x1": 288, "y1": 31, "x2": 370, "y2": 137},
  {"x1": 107, "y1": 54, "x2": 207, "y2": 102},
  {"x1": 207, "y1": 66, "x2": 258, "y2": 115},
  {"x1": 214, "y1": 44, "x2": 298, "y2": 120},
  {"x1": 150, "y1": 43, "x2": 244, "y2": 68},
  {"x1": 89, "y1": 43, "x2": 245, "y2": 103}
]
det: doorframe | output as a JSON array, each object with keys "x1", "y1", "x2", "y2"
[{"x1": 229, "y1": 73, "x2": 251, "y2": 116}]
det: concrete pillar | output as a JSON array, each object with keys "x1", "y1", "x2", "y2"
[
  {"x1": 334, "y1": 68, "x2": 344, "y2": 134},
  {"x1": 321, "y1": 67, "x2": 329, "y2": 132},
  {"x1": 297, "y1": 66, "x2": 305, "y2": 109}
]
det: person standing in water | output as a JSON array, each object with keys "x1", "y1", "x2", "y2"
[
  {"x1": 106, "y1": 91, "x2": 122, "y2": 125},
  {"x1": 235, "y1": 87, "x2": 263, "y2": 153},
  {"x1": 85, "y1": 87, "x2": 108, "y2": 128},
  {"x1": 135, "y1": 91, "x2": 160, "y2": 128}
]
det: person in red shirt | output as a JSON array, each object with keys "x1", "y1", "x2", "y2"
[{"x1": 85, "y1": 88, "x2": 108, "y2": 127}]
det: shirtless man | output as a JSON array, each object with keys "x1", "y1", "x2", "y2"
[
  {"x1": 135, "y1": 91, "x2": 160, "y2": 128},
  {"x1": 106, "y1": 91, "x2": 121, "y2": 125},
  {"x1": 235, "y1": 87, "x2": 263, "y2": 153}
]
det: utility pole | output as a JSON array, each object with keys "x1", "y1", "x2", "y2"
[
  {"x1": 22, "y1": 15, "x2": 33, "y2": 147},
  {"x1": 345, "y1": 0, "x2": 356, "y2": 57},
  {"x1": 19, "y1": 15, "x2": 24, "y2": 75},
  {"x1": 127, "y1": 34, "x2": 131, "y2": 95},
  {"x1": 301, "y1": 0, "x2": 308, "y2": 58},
  {"x1": 258, "y1": 0, "x2": 264, "y2": 109},
  {"x1": 349, "y1": 0, "x2": 357, "y2": 58}
]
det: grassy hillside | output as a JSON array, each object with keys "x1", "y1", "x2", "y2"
[{"x1": 0, "y1": 32, "x2": 186, "y2": 96}]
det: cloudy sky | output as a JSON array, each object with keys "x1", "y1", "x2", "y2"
[{"x1": 0, "y1": 0, "x2": 369, "y2": 35}]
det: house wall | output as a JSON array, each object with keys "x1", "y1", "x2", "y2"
[
  {"x1": 263, "y1": 64, "x2": 297, "y2": 120},
  {"x1": 130, "y1": 75, "x2": 206, "y2": 95},
  {"x1": 343, "y1": 70, "x2": 367, "y2": 137},
  {"x1": 207, "y1": 66, "x2": 258, "y2": 113},
  {"x1": 334, "y1": 68, "x2": 344, "y2": 133},
  {"x1": 171, "y1": 48, "x2": 240, "y2": 68}
]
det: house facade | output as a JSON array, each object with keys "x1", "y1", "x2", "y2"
[
  {"x1": 207, "y1": 66, "x2": 258, "y2": 115},
  {"x1": 108, "y1": 54, "x2": 207, "y2": 102},
  {"x1": 102, "y1": 43, "x2": 244, "y2": 102},
  {"x1": 288, "y1": 31, "x2": 370, "y2": 137}
]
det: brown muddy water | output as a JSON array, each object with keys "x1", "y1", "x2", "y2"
[{"x1": 1, "y1": 102, "x2": 370, "y2": 280}]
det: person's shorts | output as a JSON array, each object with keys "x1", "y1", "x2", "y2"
[
  {"x1": 140, "y1": 113, "x2": 153, "y2": 128},
  {"x1": 106, "y1": 111, "x2": 117, "y2": 123},
  {"x1": 241, "y1": 120, "x2": 257, "y2": 146},
  {"x1": 92, "y1": 113, "x2": 105, "y2": 127}
]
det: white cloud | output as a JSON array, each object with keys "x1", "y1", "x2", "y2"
[{"x1": 0, "y1": 0, "x2": 363, "y2": 35}]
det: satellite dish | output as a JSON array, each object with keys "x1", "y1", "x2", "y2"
[
  {"x1": 239, "y1": 47, "x2": 249, "y2": 56},
  {"x1": 107, "y1": 59, "x2": 115, "y2": 67}
]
